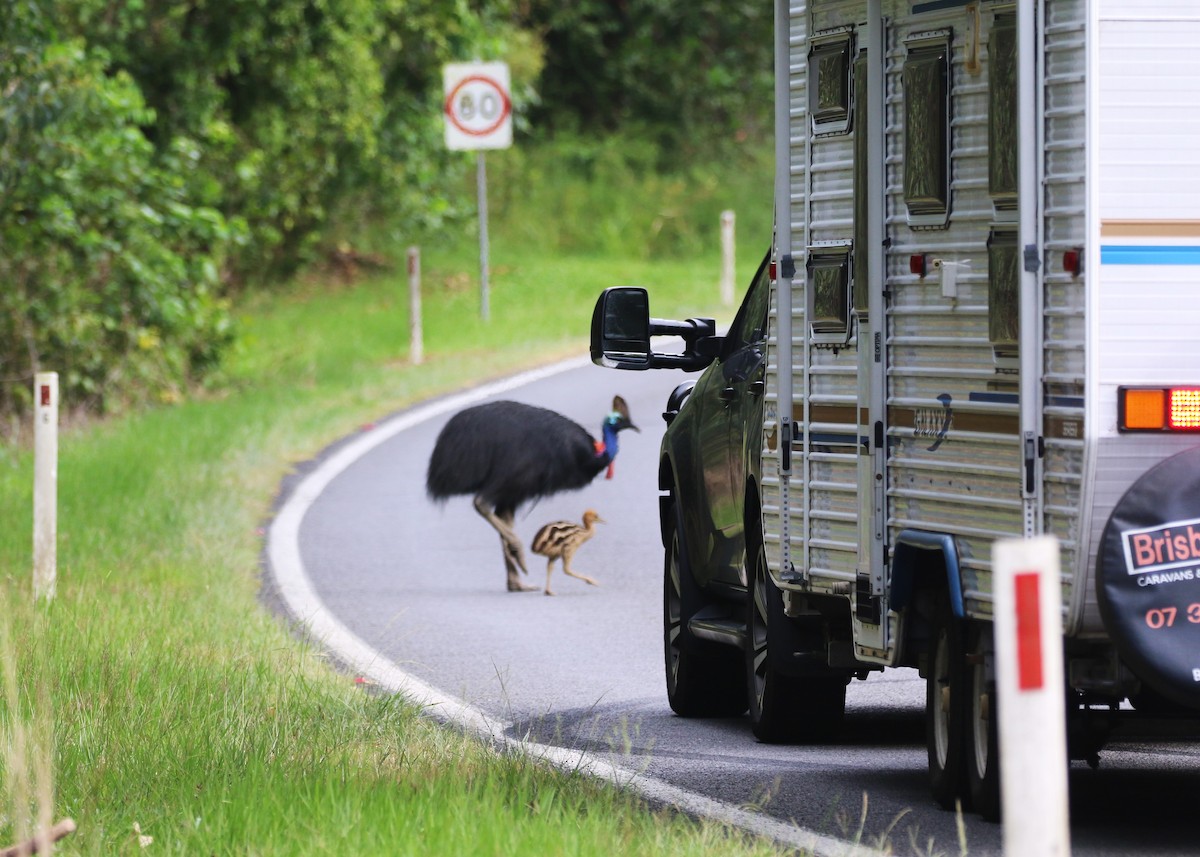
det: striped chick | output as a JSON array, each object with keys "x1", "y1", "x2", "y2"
[{"x1": 530, "y1": 510, "x2": 604, "y2": 596}]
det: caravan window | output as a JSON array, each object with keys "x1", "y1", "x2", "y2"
[
  {"x1": 987, "y1": 227, "x2": 1019, "y2": 364},
  {"x1": 988, "y1": 13, "x2": 1018, "y2": 209},
  {"x1": 807, "y1": 245, "x2": 852, "y2": 345},
  {"x1": 809, "y1": 30, "x2": 853, "y2": 135},
  {"x1": 903, "y1": 34, "x2": 951, "y2": 227}
]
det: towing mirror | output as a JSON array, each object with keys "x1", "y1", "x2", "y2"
[{"x1": 590, "y1": 287, "x2": 721, "y2": 372}]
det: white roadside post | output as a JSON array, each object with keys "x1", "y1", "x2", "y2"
[
  {"x1": 993, "y1": 535, "x2": 1071, "y2": 856},
  {"x1": 720, "y1": 210, "x2": 736, "y2": 307},
  {"x1": 443, "y1": 61, "x2": 513, "y2": 322},
  {"x1": 33, "y1": 372, "x2": 59, "y2": 602},
  {"x1": 407, "y1": 246, "x2": 423, "y2": 365}
]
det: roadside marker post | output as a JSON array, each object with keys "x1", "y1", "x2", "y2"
[
  {"x1": 33, "y1": 372, "x2": 58, "y2": 602},
  {"x1": 720, "y1": 210, "x2": 736, "y2": 307},
  {"x1": 407, "y1": 246, "x2": 423, "y2": 365},
  {"x1": 993, "y1": 535, "x2": 1070, "y2": 856}
]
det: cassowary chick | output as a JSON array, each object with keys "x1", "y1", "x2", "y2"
[{"x1": 530, "y1": 510, "x2": 605, "y2": 596}]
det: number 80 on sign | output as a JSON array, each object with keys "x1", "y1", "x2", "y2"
[{"x1": 443, "y1": 62, "x2": 512, "y2": 151}]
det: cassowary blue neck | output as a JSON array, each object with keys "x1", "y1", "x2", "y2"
[{"x1": 600, "y1": 420, "x2": 620, "y2": 461}]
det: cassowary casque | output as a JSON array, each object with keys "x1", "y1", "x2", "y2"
[{"x1": 426, "y1": 396, "x2": 637, "y2": 591}]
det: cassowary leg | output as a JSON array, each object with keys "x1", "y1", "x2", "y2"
[
  {"x1": 488, "y1": 503, "x2": 537, "y2": 593},
  {"x1": 560, "y1": 549, "x2": 599, "y2": 588},
  {"x1": 472, "y1": 496, "x2": 530, "y2": 573},
  {"x1": 544, "y1": 558, "x2": 557, "y2": 596}
]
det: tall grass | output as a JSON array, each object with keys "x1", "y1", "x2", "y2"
[{"x1": 0, "y1": 140, "x2": 787, "y2": 854}]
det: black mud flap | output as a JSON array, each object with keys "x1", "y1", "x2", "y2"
[{"x1": 1097, "y1": 446, "x2": 1200, "y2": 709}]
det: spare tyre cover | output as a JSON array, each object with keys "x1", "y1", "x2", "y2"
[{"x1": 1097, "y1": 446, "x2": 1200, "y2": 709}]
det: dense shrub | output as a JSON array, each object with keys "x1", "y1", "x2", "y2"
[{"x1": 0, "y1": 23, "x2": 236, "y2": 414}]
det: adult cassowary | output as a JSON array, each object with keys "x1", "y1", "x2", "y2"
[{"x1": 426, "y1": 396, "x2": 638, "y2": 591}]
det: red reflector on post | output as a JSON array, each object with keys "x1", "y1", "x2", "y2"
[
  {"x1": 1015, "y1": 572, "x2": 1044, "y2": 691},
  {"x1": 40, "y1": 385, "x2": 51, "y2": 407}
]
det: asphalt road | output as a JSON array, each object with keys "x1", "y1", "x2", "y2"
[{"x1": 267, "y1": 357, "x2": 1200, "y2": 857}]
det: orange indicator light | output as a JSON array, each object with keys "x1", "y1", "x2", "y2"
[{"x1": 1121, "y1": 388, "x2": 1166, "y2": 430}]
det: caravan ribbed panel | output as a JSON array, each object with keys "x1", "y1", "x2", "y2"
[
  {"x1": 1042, "y1": 0, "x2": 1089, "y2": 633},
  {"x1": 761, "y1": 1, "x2": 810, "y2": 577},
  {"x1": 882, "y1": 4, "x2": 1023, "y2": 616}
]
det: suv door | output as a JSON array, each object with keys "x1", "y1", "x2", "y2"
[{"x1": 681, "y1": 255, "x2": 771, "y2": 585}]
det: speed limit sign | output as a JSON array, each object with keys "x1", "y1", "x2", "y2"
[{"x1": 443, "y1": 62, "x2": 512, "y2": 151}]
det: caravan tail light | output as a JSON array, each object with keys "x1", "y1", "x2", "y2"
[{"x1": 1119, "y1": 387, "x2": 1200, "y2": 432}]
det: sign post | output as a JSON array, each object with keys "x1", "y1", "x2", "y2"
[
  {"x1": 443, "y1": 61, "x2": 513, "y2": 322},
  {"x1": 993, "y1": 535, "x2": 1070, "y2": 856}
]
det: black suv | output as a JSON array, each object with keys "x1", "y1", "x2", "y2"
[{"x1": 591, "y1": 256, "x2": 852, "y2": 742}]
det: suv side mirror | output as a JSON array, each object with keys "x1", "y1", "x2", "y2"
[
  {"x1": 590, "y1": 287, "x2": 721, "y2": 372},
  {"x1": 591, "y1": 287, "x2": 652, "y2": 369}
]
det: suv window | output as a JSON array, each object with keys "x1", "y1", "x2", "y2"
[{"x1": 724, "y1": 255, "x2": 771, "y2": 355}]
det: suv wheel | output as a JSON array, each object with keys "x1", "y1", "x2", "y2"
[
  {"x1": 746, "y1": 539, "x2": 845, "y2": 743},
  {"x1": 663, "y1": 497, "x2": 746, "y2": 717}
]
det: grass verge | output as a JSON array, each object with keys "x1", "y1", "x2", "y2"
[{"x1": 0, "y1": 215, "x2": 797, "y2": 851}]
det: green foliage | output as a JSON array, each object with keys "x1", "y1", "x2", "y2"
[
  {"x1": 54, "y1": 0, "x2": 484, "y2": 280},
  {"x1": 0, "y1": 16, "x2": 236, "y2": 414},
  {"x1": 483, "y1": 132, "x2": 774, "y2": 261},
  {"x1": 0, "y1": 0, "x2": 775, "y2": 420},
  {"x1": 507, "y1": 0, "x2": 775, "y2": 154}
]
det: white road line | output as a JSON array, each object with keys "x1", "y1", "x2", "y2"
[{"x1": 265, "y1": 357, "x2": 885, "y2": 857}]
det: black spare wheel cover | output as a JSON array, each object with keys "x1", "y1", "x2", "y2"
[{"x1": 1098, "y1": 446, "x2": 1200, "y2": 709}]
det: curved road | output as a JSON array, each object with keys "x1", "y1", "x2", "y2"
[{"x1": 266, "y1": 358, "x2": 1200, "y2": 857}]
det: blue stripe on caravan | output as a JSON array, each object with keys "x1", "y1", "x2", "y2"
[
  {"x1": 912, "y1": 0, "x2": 973, "y2": 12},
  {"x1": 1101, "y1": 245, "x2": 1200, "y2": 265}
]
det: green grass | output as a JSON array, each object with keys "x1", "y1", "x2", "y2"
[{"x1": 0, "y1": 142, "x2": 799, "y2": 854}]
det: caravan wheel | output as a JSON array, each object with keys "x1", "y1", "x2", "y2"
[
  {"x1": 926, "y1": 598, "x2": 970, "y2": 810},
  {"x1": 966, "y1": 623, "x2": 1001, "y2": 821}
]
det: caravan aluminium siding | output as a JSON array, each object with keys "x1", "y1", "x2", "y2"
[
  {"x1": 883, "y1": 2, "x2": 1024, "y2": 621},
  {"x1": 760, "y1": 0, "x2": 810, "y2": 581},
  {"x1": 1077, "y1": 0, "x2": 1200, "y2": 635},
  {"x1": 1042, "y1": 0, "x2": 1089, "y2": 635}
]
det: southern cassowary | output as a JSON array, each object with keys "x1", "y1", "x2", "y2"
[
  {"x1": 426, "y1": 396, "x2": 637, "y2": 591},
  {"x1": 531, "y1": 509, "x2": 605, "y2": 596}
]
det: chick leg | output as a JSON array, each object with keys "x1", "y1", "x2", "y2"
[
  {"x1": 560, "y1": 548, "x2": 599, "y2": 587},
  {"x1": 544, "y1": 558, "x2": 557, "y2": 596}
]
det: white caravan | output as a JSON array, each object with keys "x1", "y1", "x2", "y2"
[{"x1": 592, "y1": 0, "x2": 1200, "y2": 820}]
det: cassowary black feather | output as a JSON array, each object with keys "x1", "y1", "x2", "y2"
[{"x1": 427, "y1": 400, "x2": 615, "y2": 514}]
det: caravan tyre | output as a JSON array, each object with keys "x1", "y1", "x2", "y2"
[
  {"x1": 926, "y1": 597, "x2": 970, "y2": 810},
  {"x1": 965, "y1": 623, "x2": 1001, "y2": 822}
]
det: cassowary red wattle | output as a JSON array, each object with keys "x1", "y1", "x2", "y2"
[{"x1": 426, "y1": 395, "x2": 637, "y2": 591}]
